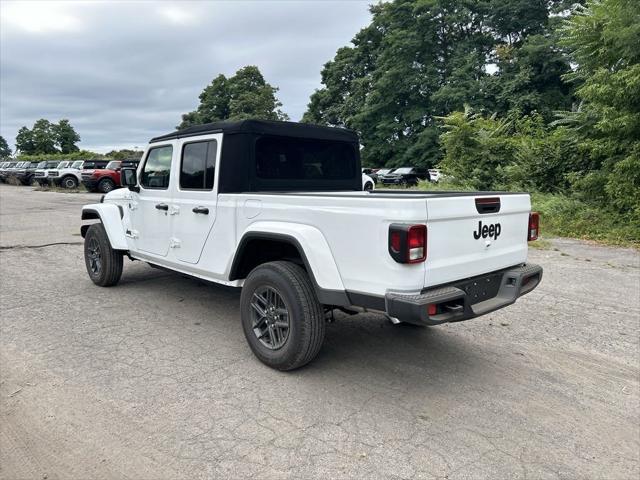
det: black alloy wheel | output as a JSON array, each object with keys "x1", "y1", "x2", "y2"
[{"x1": 250, "y1": 286, "x2": 291, "y2": 350}]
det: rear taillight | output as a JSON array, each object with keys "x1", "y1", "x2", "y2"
[
  {"x1": 389, "y1": 224, "x2": 427, "y2": 263},
  {"x1": 528, "y1": 212, "x2": 540, "y2": 241}
]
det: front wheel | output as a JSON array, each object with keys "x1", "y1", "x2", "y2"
[
  {"x1": 84, "y1": 223, "x2": 123, "y2": 287},
  {"x1": 61, "y1": 176, "x2": 78, "y2": 189},
  {"x1": 364, "y1": 181, "x2": 374, "y2": 191},
  {"x1": 240, "y1": 261, "x2": 325, "y2": 371},
  {"x1": 98, "y1": 178, "x2": 115, "y2": 193}
]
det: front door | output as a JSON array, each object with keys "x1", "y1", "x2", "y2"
[
  {"x1": 130, "y1": 143, "x2": 175, "y2": 257},
  {"x1": 170, "y1": 135, "x2": 221, "y2": 264}
]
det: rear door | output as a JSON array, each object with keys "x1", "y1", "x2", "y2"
[
  {"x1": 424, "y1": 194, "x2": 531, "y2": 287},
  {"x1": 170, "y1": 134, "x2": 221, "y2": 264}
]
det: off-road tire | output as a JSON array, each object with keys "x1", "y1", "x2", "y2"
[
  {"x1": 84, "y1": 223, "x2": 123, "y2": 287},
  {"x1": 61, "y1": 175, "x2": 78, "y2": 189},
  {"x1": 240, "y1": 261, "x2": 325, "y2": 371},
  {"x1": 98, "y1": 178, "x2": 115, "y2": 193}
]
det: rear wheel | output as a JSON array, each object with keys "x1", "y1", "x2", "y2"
[
  {"x1": 364, "y1": 181, "x2": 374, "y2": 191},
  {"x1": 61, "y1": 176, "x2": 78, "y2": 189},
  {"x1": 240, "y1": 261, "x2": 325, "y2": 370},
  {"x1": 84, "y1": 223, "x2": 123, "y2": 287},
  {"x1": 98, "y1": 178, "x2": 115, "y2": 193}
]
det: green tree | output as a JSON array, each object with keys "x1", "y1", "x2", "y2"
[
  {"x1": 105, "y1": 148, "x2": 144, "y2": 160},
  {"x1": 439, "y1": 107, "x2": 585, "y2": 192},
  {"x1": 15, "y1": 126, "x2": 35, "y2": 155},
  {"x1": 178, "y1": 66, "x2": 288, "y2": 128},
  {"x1": 0, "y1": 135, "x2": 11, "y2": 158},
  {"x1": 482, "y1": 33, "x2": 574, "y2": 121},
  {"x1": 53, "y1": 119, "x2": 81, "y2": 153},
  {"x1": 30, "y1": 119, "x2": 58, "y2": 154},
  {"x1": 228, "y1": 66, "x2": 288, "y2": 121},
  {"x1": 305, "y1": 0, "x2": 575, "y2": 168},
  {"x1": 559, "y1": 0, "x2": 640, "y2": 216}
]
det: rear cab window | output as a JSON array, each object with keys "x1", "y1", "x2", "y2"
[{"x1": 255, "y1": 136, "x2": 356, "y2": 182}]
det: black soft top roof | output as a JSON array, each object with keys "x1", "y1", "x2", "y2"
[{"x1": 150, "y1": 119, "x2": 358, "y2": 144}]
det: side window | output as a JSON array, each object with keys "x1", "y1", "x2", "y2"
[
  {"x1": 180, "y1": 140, "x2": 217, "y2": 190},
  {"x1": 141, "y1": 145, "x2": 173, "y2": 189}
]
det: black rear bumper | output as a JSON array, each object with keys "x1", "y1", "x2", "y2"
[{"x1": 385, "y1": 263, "x2": 543, "y2": 326}]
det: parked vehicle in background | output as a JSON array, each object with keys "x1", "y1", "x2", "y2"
[
  {"x1": 375, "y1": 168, "x2": 394, "y2": 179},
  {"x1": 81, "y1": 159, "x2": 139, "y2": 193},
  {"x1": 0, "y1": 161, "x2": 20, "y2": 183},
  {"x1": 362, "y1": 173, "x2": 375, "y2": 191},
  {"x1": 80, "y1": 119, "x2": 542, "y2": 370},
  {"x1": 362, "y1": 168, "x2": 379, "y2": 184},
  {"x1": 34, "y1": 161, "x2": 64, "y2": 186},
  {"x1": 3, "y1": 161, "x2": 35, "y2": 184},
  {"x1": 78, "y1": 160, "x2": 110, "y2": 191},
  {"x1": 12, "y1": 161, "x2": 40, "y2": 185},
  {"x1": 380, "y1": 167, "x2": 430, "y2": 187},
  {"x1": 428, "y1": 169, "x2": 442, "y2": 183},
  {"x1": 51, "y1": 160, "x2": 85, "y2": 189}
]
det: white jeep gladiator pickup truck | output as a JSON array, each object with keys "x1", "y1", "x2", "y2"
[{"x1": 81, "y1": 120, "x2": 542, "y2": 370}]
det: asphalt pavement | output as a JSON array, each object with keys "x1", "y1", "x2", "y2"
[{"x1": 1, "y1": 183, "x2": 639, "y2": 479}]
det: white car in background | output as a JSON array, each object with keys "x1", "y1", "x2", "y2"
[
  {"x1": 51, "y1": 160, "x2": 85, "y2": 189},
  {"x1": 428, "y1": 169, "x2": 442, "y2": 183},
  {"x1": 34, "y1": 160, "x2": 64, "y2": 185},
  {"x1": 362, "y1": 173, "x2": 375, "y2": 191}
]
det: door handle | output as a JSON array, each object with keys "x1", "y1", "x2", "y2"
[
  {"x1": 192, "y1": 206, "x2": 209, "y2": 215},
  {"x1": 155, "y1": 203, "x2": 169, "y2": 211}
]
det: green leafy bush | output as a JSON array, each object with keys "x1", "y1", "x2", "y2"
[
  {"x1": 16, "y1": 150, "x2": 103, "y2": 162},
  {"x1": 531, "y1": 193, "x2": 639, "y2": 246}
]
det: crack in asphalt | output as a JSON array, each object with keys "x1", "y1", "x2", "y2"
[{"x1": 0, "y1": 241, "x2": 83, "y2": 250}]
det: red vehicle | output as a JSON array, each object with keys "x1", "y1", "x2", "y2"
[{"x1": 81, "y1": 159, "x2": 139, "y2": 193}]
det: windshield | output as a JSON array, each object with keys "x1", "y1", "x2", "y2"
[
  {"x1": 56, "y1": 161, "x2": 70, "y2": 169},
  {"x1": 394, "y1": 167, "x2": 413, "y2": 174},
  {"x1": 378, "y1": 169, "x2": 393, "y2": 175},
  {"x1": 37, "y1": 162, "x2": 47, "y2": 168},
  {"x1": 71, "y1": 161, "x2": 84, "y2": 169},
  {"x1": 105, "y1": 161, "x2": 121, "y2": 170}
]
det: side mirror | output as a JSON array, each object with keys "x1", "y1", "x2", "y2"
[{"x1": 121, "y1": 168, "x2": 139, "y2": 192}]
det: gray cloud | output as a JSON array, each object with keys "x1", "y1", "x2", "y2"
[{"x1": 0, "y1": 1, "x2": 371, "y2": 152}]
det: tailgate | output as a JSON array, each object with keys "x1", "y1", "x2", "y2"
[{"x1": 424, "y1": 194, "x2": 530, "y2": 288}]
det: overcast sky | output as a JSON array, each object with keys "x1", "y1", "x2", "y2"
[{"x1": 0, "y1": 0, "x2": 372, "y2": 153}]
